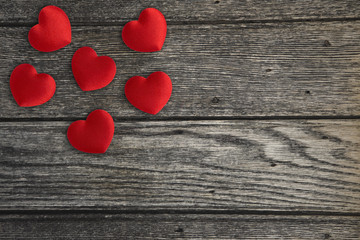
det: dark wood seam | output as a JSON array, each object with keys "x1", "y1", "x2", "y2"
[
  {"x1": 0, "y1": 116, "x2": 359, "y2": 122},
  {"x1": 0, "y1": 209, "x2": 359, "y2": 216},
  {"x1": 1, "y1": 17, "x2": 360, "y2": 27}
]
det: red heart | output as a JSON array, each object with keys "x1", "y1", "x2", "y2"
[
  {"x1": 10, "y1": 64, "x2": 56, "y2": 107},
  {"x1": 122, "y1": 8, "x2": 167, "y2": 52},
  {"x1": 67, "y1": 110, "x2": 114, "y2": 154},
  {"x1": 125, "y1": 72, "x2": 172, "y2": 115},
  {"x1": 28, "y1": 5, "x2": 71, "y2": 52},
  {"x1": 72, "y1": 47, "x2": 116, "y2": 91}
]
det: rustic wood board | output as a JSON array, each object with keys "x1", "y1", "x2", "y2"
[
  {"x1": 1, "y1": 21, "x2": 360, "y2": 119},
  {"x1": 1, "y1": 0, "x2": 360, "y2": 25},
  {"x1": 1, "y1": 120, "x2": 359, "y2": 212},
  {"x1": 1, "y1": 0, "x2": 360, "y2": 238},
  {"x1": 0, "y1": 214, "x2": 359, "y2": 239}
]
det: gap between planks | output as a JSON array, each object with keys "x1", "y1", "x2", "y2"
[
  {"x1": 0, "y1": 115, "x2": 360, "y2": 123},
  {"x1": 2, "y1": 17, "x2": 360, "y2": 28},
  {"x1": 0, "y1": 209, "x2": 359, "y2": 217}
]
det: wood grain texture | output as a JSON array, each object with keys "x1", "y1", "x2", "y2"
[
  {"x1": 1, "y1": 0, "x2": 359, "y2": 238},
  {"x1": 1, "y1": 21, "x2": 360, "y2": 119},
  {"x1": 0, "y1": 214, "x2": 359, "y2": 239},
  {"x1": 1, "y1": 0, "x2": 360, "y2": 25},
  {"x1": 0, "y1": 120, "x2": 359, "y2": 211}
]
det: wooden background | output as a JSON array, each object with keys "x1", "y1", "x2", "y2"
[{"x1": 0, "y1": 0, "x2": 359, "y2": 239}]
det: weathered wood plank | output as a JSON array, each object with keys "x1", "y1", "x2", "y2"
[
  {"x1": 1, "y1": 22, "x2": 360, "y2": 119},
  {"x1": 0, "y1": 120, "x2": 359, "y2": 211},
  {"x1": 1, "y1": 0, "x2": 360, "y2": 24},
  {"x1": 0, "y1": 214, "x2": 359, "y2": 239}
]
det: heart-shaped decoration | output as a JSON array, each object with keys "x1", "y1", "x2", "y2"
[
  {"x1": 122, "y1": 8, "x2": 167, "y2": 52},
  {"x1": 125, "y1": 71, "x2": 172, "y2": 115},
  {"x1": 67, "y1": 109, "x2": 114, "y2": 153},
  {"x1": 28, "y1": 5, "x2": 71, "y2": 52},
  {"x1": 72, "y1": 47, "x2": 116, "y2": 91},
  {"x1": 10, "y1": 64, "x2": 56, "y2": 107}
]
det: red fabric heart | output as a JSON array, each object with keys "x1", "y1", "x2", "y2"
[
  {"x1": 125, "y1": 71, "x2": 172, "y2": 115},
  {"x1": 122, "y1": 8, "x2": 167, "y2": 52},
  {"x1": 72, "y1": 47, "x2": 116, "y2": 91},
  {"x1": 28, "y1": 5, "x2": 71, "y2": 52},
  {"x1": 67, "y1": 109, "x2": 114, "y2": 153},
  {"x1": 10, "y1": 64, "x2": 56, "y2": 107}
]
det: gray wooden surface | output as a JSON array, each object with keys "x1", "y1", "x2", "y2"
[
  {"x1": 0, "y1": 214, "x2": 359, "y2": 239},
  {"x1": 0, "y1": 0, "x2": 359, "y2": 239},
  {"x1": 1, "y1": 120, "x2": 359, "y2": 212},
  {"x1": 1, "y1": 0, "x2": 360, "y2": 24},
  {"x1": 1, "y1": 22, "x2": 360, "y2": 118}
]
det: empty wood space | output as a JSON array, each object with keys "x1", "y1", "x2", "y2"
[
  {"x1": 0, "y1": 214, "x2": 359, "y2": 239},
  {"x1": 1, "y1": 120, "x2": 359, "y2": 212},
  {"x1": 0, "y1": 0, "x2": 359, "y2": 239}
]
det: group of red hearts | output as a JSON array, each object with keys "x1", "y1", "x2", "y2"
[{"x1": 10, "y1": 6, "x2": 171, "y2": 154}]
